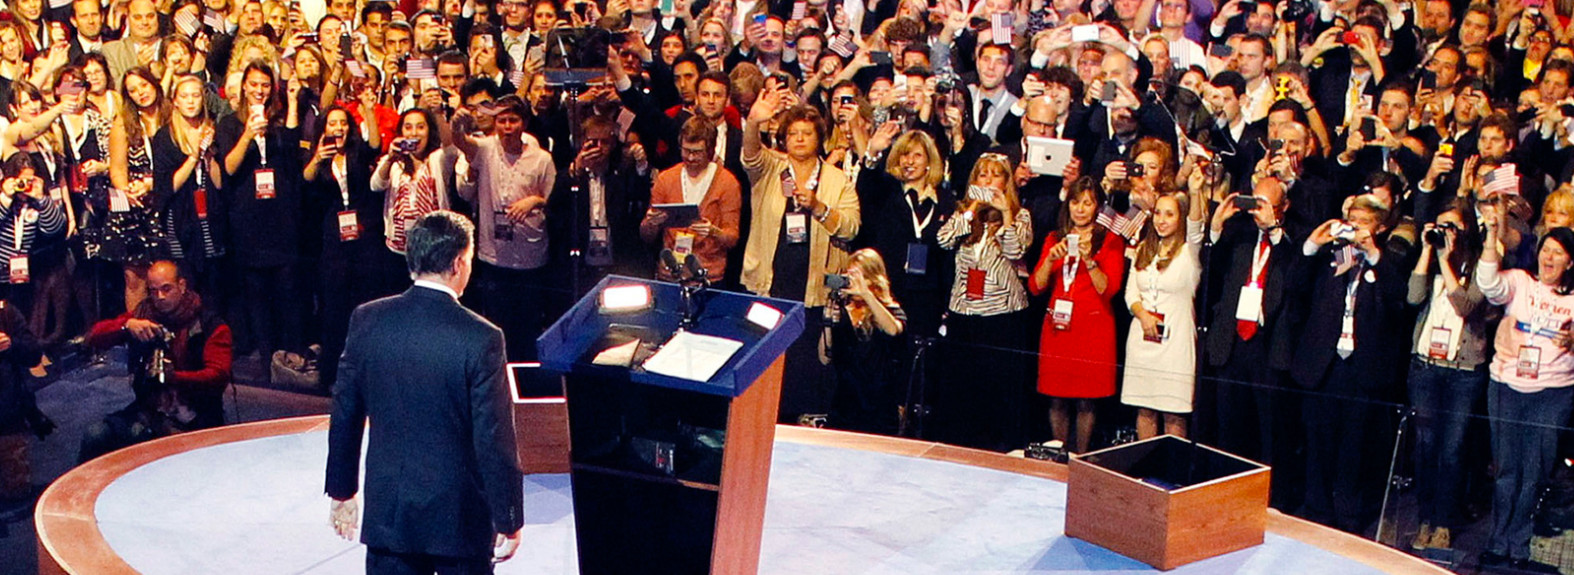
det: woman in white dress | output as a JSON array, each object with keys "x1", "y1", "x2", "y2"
[{"x1": 1120, "y1": 181, "x2": 1208, "y2": 439}]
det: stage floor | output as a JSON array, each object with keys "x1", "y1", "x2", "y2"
[{"x1": 55, "y1": 422, "x2": 1436, "y2": 574}]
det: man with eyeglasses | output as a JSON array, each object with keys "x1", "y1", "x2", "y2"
[{"x1": 498, "y1": 0, "x2": 537, "y2": 73}]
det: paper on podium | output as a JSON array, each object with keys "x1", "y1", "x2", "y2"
[
  {"x1": 592, "y1": 339, "x2": 641, "y2": 367},
  {"x1": 641, "y1": 331, "x2": 744, "y2": 382}
]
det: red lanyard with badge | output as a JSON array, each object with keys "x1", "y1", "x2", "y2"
[
  {"x1": 332, "y1": 157, "x2": 360, "y2": 241},
  {"x1": 1516, "y1": 293, "x2": 1569, "y2": 379},
  {"x1": 252, "y1": 106, "x2": 276, "y2": 200}
]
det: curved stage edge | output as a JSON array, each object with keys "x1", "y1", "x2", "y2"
[{"x1": 34, "y1": 415, "x2": 1448, "y2": 574}]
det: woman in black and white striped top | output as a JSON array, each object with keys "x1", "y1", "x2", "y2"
[
  {"x1": 0, "y1": 154, "x2": 67, "y2": 289},
  {"x1": 932, "y1": 153, "x2": 1035, "y2": 452}
]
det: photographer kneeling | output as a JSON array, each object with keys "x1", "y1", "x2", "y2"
[{"x1": 77, "y1": 260, "x2": 232, "y2": 463}]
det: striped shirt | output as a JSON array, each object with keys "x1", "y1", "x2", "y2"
[
  {"x1": 372, "y1": 153, "x2": 452, "y2": 255},
  {"x1": 937, "y1": 206, "x2": 1034, "y2": 316},
  {"x1": 0, "y1": 195, "x2": 65, "y2": 272}
]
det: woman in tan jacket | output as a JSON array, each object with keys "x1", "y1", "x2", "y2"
[
  {"x1": 739, "y1": 83, "x2": 860, "y2": 308},
  {"x1": 740, "y1": 81, "x2": 860, "y2": 421},
  {"x1": 640, "y1": 117, "x2": 743, "y2": 280}
]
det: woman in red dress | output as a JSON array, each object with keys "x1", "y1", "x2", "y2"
[{"x1": 1029, "y1": 178, "x2": 1126, "y2": 453}]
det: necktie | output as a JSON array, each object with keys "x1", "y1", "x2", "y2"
[
  {"x1": 979, "y1": 98, "x2": 994, "y2": 131},
  {"x1": 1237, "y1": 236, "x2": 1270, "y2": 341}
]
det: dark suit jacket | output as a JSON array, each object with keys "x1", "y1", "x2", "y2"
[
  {"x1": 1288, "y1": 243, "x2": 1406, "y2": 389},
  {"x1": 325, "y1": 286, "x2": 524, "y2": 560},
  {"x1": 1307, "y1": 57, "x2": 1382, "y2": 135},
  {"x1": 1205, "y1": 216, "x2": 1299, "y2": 370}
]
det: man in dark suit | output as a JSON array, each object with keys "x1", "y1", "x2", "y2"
[
  {"x1": 326, "y1": 211, "x2": 524, "y2": 574},
  {"x1": 1204, "y1": 177, "x2": 1299, "y2": 475},
  {"x1": 1290, "y1": 195, "x2": 1406, "y2": 533}
]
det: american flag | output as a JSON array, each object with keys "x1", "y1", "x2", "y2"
[
  {"x1": 203, "y1": 10, "x2": 225, "y2": 30},
  {"x1": 1096, "y1": 204, "x2": 1148, "y2": 242},
  {"x1": 407, "y1": 58, "x2": 437, "y2": 80},
  {"x1": 175, "y1": 11, "x2": 200, "y2": 37},
  {"x1": 1482, "y1": 164, "x2": 1520, "y2": 196},
  {"x1": 829, "y1": 34, "x2": 856, "y2": 58},
  {"x1": 508, "y1": 66, "x2": 526, "y2": 87},
  {"x1": 345, "y1": 60, "x2": 366, "y2": 78},
  {"x1": 791, "y1": 1, "x2": 806, "y2": 20},
  {"x1": 990, "y1": 13, "x2": 1014, "y2": 45}
]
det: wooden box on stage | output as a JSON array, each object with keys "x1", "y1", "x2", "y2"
[
  {"x1": 507, "y1": 363, "x2": 571, "y2": 474},
  {"x1": 537, "y1": 276, "x2": 805, "y2": 574},
  {"x1": 1065, "y1": 435, "x2": 1270, "y2": 570}
]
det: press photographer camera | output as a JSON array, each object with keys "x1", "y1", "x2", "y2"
[{"x1": 77, "y1": 261, "x2": 234, "y2": 463}]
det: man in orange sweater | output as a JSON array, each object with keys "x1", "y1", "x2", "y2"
[{"x1": 640, "y1": 117, "x2": 742, "y2": 281}]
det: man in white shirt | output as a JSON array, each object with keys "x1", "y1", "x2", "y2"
[
  {"x1": 970, "y1": 42, "x2": 1019, "y2": 144},
  {"x1": 450, "y1": 96, "x2": 557, "y2": 362}
]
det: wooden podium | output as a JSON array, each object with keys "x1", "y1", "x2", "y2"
[
  {"x1": 537, "y1": 276, "x2": 805, "y2": 575},
  {"x1": 1065, "y1": 435, "x2": 1270, "y2": 570}
]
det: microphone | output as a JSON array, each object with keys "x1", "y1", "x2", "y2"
[
  {"x1": 683, "y1": 253, "x2": 709, "y2": 285},
  {"x1": 659, "y1": 248, "x2": 687, "y2": 280}
]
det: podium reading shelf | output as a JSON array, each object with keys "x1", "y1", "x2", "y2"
[
  {"x1": 1066, "y1": 435, "x2": 1271, "y2": 570},
  {"x1": 536, "y1": 276, "x2": 805, "y2": 575}
]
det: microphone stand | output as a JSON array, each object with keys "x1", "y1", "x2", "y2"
[
  {"x1": 679, "y1": 254, "x2": 711, "y2": 329},
  {"x1": 1187, "y1": 150, "x2": 1224, "y2": 486},
  {"x1": 556, "y1": 81, "x2": 587, "y2": 301}
]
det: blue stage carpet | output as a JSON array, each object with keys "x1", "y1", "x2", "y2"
[{"x1": 91, "y1": 431, "x2": 1387, "y2": 574}]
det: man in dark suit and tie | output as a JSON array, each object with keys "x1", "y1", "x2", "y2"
[
  {"x1": 1203, "y1": 177, "x2": 1299, "y2": 475},
  {"x1": 326, "y1": 211, "x2": 524, "y2": 574},
  {"x1": 1290, "y1": 194, "x2": 1406, "y2": 533}
]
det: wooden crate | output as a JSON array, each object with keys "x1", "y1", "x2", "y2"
[
  {"x1": 1065, "y1": 435, "x2": 1270, "y2": 570},
  {"x1": 514, "y1": 399, "x2": 570, "y2": 474}
]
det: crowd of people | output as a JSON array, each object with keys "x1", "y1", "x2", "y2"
[{"x1": 0, "y1": 0, "x2": 1568, "y2": 566}]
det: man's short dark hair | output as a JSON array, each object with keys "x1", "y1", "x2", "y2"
[
  {"x1": 1480, "y1": 111, "x2": 1517, "y2": 138},
  {"x1": 885, "y1": 17, "x2": 923, "y2": 44},
  {"x1": 437, "y1": 50, "x2": 468, "y2": 69},
  {"x1": 674, "y1": 51, "x2": 707, "y2": 74},
  {"x1": 461, "y1": 77, "x2": 500, "y2": 101},
  {"x1": 361, "y1": 0, "x2": 393, "y2": 22},
  {"x1": 493, "y1": 94, "x2": 529, "y2": 119},
  {"x1": 697, "y1": 70, "x2": 731, "y2": 94},
  {"x1": 1042, "y1": 66, "x2": 1084, "y2": 104},
  {"x1": 407, "y1": 211, "x2": 475, "y2": 276},
  {"x1": 1210, "y1": 70, "x2": 1247, "y2": 98},
  {"x1": 1540, "y1": 59, "x2": 1574, "y2": 85}
]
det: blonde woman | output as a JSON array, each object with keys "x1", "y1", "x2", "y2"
[
  {"x1": 224, "y1": 35, "x2": 281, "y2": 82},
  {"x1": 691, "y1": 17, "x2": 732, "y2": 71},
  {"x1": 934, "y1": 153, "x2": 1034, "y2": 451},
  {"x1": 151, "y1": 74, "x2": 225, "y2": 298},
  {"x1": 859, "y1": 126, "x2": 952, "y2": 338},
  {"x1": 0, "y1": 21, "x2": 32, "y2": 84},
  {"x1": 1539, "y1": 187, "x2": 1574, "y2": 236},
  {"x1": 825, "y1": 248, "x2": 907, "y2": 433},
  {"x1": 1120, "y1": 187, "x2": 1207, "y2": 439}
]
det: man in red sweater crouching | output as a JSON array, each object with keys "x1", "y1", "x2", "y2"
[{"x1": 77, "y1": 260, "x2": 233, "y2": 463}]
